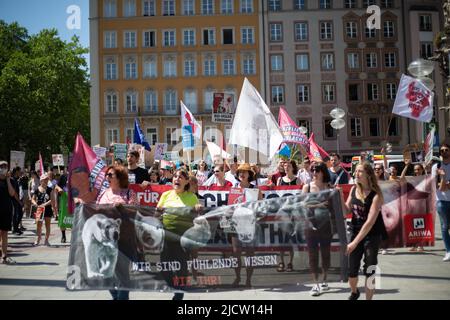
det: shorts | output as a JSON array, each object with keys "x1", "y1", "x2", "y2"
[{"x1": 348, "y1": 234, "x2": 381, "y2": 278}]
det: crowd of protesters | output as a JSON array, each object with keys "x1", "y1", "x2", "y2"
[{"x1": 0, "y1": 141, "x2": 449, "y2": 302}]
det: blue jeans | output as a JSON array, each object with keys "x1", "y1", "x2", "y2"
[
  {"x1": 437, "y1": 200, "x2": 450, "y2": 253},
  {"x1": 109, "y1": 289, "x2": 129, "y2": 300}
]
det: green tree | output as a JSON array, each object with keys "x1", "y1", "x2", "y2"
[{"x1": 0, "y1": 21, "x2": 90, "y2": 167}]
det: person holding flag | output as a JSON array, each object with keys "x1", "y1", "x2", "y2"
[{"x1": 180, "y1": 101, "x2": 202, "y2": 155}]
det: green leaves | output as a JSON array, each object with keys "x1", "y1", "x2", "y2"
[{"x1": 0, "y1": 20, "x2": 90, "y2": 166}]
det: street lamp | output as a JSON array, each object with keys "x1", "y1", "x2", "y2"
[{"x1": 330, "y1": 107, "x2": 346, "y2": 155}]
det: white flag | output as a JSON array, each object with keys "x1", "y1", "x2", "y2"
[
  {"x1": 229, "y1": 78, "x2": 283, "y2": 158},
  {"x1": 392, "y1": 74, "x2": 434, "y2": 123},
  {"x1": 205, "y1": 140, "x2": 232, "y2": 160},
  {"x1": 180, "y1": 100, "x2": 202, "y2": 140}
]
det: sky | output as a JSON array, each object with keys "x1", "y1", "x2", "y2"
[{"x1": 0, "y1": 0, "x2": 90, "y2": 68}]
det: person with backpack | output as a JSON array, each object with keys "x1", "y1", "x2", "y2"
[{"x1": 328, "y1": 153, "x2": 349, "y2": 185}]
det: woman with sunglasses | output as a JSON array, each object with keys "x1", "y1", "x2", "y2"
[
  {"x1": 96, "y1": 165, "x2": 138, "y2": 300},
  {"x1": 301, "y1": 162, "x2": 333, "y2": 297},
  {"x1": 340, "y1": 162, "x2": 386, "y2": 300},
  {"x1": 210, "y1": 165, "x2": 233, "y2": 187},
  {"x1": 432, "y1": 143, "x2": 450, "y2": 262}
]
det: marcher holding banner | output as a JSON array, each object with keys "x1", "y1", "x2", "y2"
[
  {"x1": 157, "y1": 169, "x2": 200, "y2": 300},
  {"x1": 230, "y1": 163, "x2": 262, "y2": 288},
  {"x1": 301, "y1": 162, "x2": 333, "y2": 297},
  {"x1": 340, "y1": 163, "x2": 387, "y2": 300}
]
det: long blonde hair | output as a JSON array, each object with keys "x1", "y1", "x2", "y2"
[{"x1": 355, "y1": 162, "x2": 383, "y2": 203}]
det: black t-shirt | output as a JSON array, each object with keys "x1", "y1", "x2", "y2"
[
  {"x1": 329, "y1": 168, "x2": 349, "y2": 185},
  {"x1": 128, "y1": 167, "x2": 150, "y2": 184},
  {"x1": 0, "y1": 179, "x2": 13, "y2": 214},
  {"x1": 19, "y1": 176, "x2": 29, "y2": 190}
]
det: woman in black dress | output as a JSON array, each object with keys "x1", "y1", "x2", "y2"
[{"x1": 31, "y1": 174, "x2": 53, "y2": 246}]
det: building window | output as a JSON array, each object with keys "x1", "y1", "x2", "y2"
[
  {"x1": 143, "y1": 57, "x2": 157, "y2": 78},
  {"x1": 321, "y1": 53, "x2": 334, "y2": 70},
  {"x1": 106, "y1": 92, "x2": 118, "y2": 113},
  {"x1": 369, "y1": 118, "x2": 380, "y2": 136},
  {"x1": 324, "y1": 119, "x2": 336, "y2": 138},
  {"x1": 345, "y1": 0, "x2": 356, "y2": 8},
  {"x1": 163, "y1": 57, "x2": 177, "y2": 77},
  {"x1": 346, "y1": 21, "x2": 358, "y2": 39},
  {"x1": 104, "y1": 31, "x2": 117, "y2": 48},
  {"x1": 323, "y1": 84, "x2": 335, "y2": 102},
  {"x1": 183, "y1": 0, "x2": 195, "y2": 15},
  {"x1": 388, "y1": 117, "x2": 399, "y2": 136},
  {"x1": 296, "y1": 53, "x2": 309, "y2": 71},
  {"x1": 184, "y1": 90, "x2": 198, "y2": 113},
  {"x1": 105, "y1": 61, "x2": 117, "y2": 80},
  {"x1": 125, "y1": 58, "x2": 137, "y2": 79},
  {"x1": 294, "y1": 22, "x2": 308, "y2": 41},
  {"x1": 348, "y1": 84, "x2": 360, "y2": 101},
  {"x1": 320, "y1": 21, "x2": 333, "y2": 40},
  {"x1": 203, "y1": 28, "x2": 216, "y2": 45},
  {"x1": 271, "y1": 86, "x2": 284, "y2": 104},
  {"x1": 143, "y1": 0, "x2": 156, "y2": 16},
  {"x1": 204, "y1": 89, "x2": 215, "y2": 111},
  {"x1": 268, "y1": 0, "x2": 281, "y2": 11},
  {"x1": 297, "y1": 84, "x2": 310, "y2": 103},
  {"x1": 381, "y1": 0, "x2": 393, "y2": 8},
  {"x1": 386, "y1": 83, "x2": 397, "y2": 100},
  {"x1": 294, "y1": 0, "x2": 305, "y2": 10},
  {"x1": 420, "y1": 42, "x2": 433, "y2": 59},
  {"x1": 163, "y1": 0, "x2": 175, "y2": 15},
  {"x1": 163, "y1": 30, "x2": 176, "y2": 46},
  {"x1": 107, "y1": 129, "x2": 119, "y2": 145},
  {"x1": 164, "y1": 90, "x2": 177, "y2": 114},
  {"x1": 125, "y1": 91, "x2": 138, "y2": 112},
  {"x1": 104, "y1": 0, "x2": 117, "y2": 17},
  {"x1": 240, "y1": 0, "x2": 253, "y2": 13},
  {"x1": 363, "y1": 0, "x2": 375, "y2": 6},
  {"x1": 201, "y1": 0, "x2": 214, "y2": 14},
  {"x1": 204, "y1": 56, "x2": 216, "y2": 76},
  {"x1": 419, "y1": 15, "x2": 432, "y2": 31},
  {"x1": 365, "y1": 26, "x2": 376, "y2": 38},
  {"x1": 383, "y1": 21, "x2": 395, "y2": 38},
  {"x1": 223, "y1": 58, "x2": 235, "y2": 75},
  {"x1": 143, "y1": 30, "x2": 156, "y2": 47},
  {"x1": 222, "y1": 29, "x2": 234, "y2": 44},
  {"x1": 124, "y1": 31, "x2": 137, "y2": 48},
  {"x1": 183, "y1": 29, "x2": 195, "y2": 46},
  {"x1": 243, "y1": 55, "x2": 255, "y2": 75},
  {"x1": 241, "y1": 27, "x2": 254, "y2": 44},
  {"x1": 144, "y1": 90, "x2": 158, "y2": 113},
  {"x1": 126, "y1": 128, "x2": 135, "y2": 143},
  {"x1": 384, "y1": 52, "x2": 396, "y2": 68},
  {"x1": 366, "y1": 52, "x2": 377, "y2": 68},
  {"x1": 271, "y1": 55, "x2": 283, "y2": 71},
  {"x1": 166, "y1": 127, "x2": 178, "y2": 145},
  {"x1": 350, "y1": 118, "x2": 362, "y2": 137},
  {"x1": 297, "y1": 120, "x2": 311, "y2": 136},
  {"x1": 367, "y1": 83, "x2": 379, "y2": 101},
  {"x1": 347, "y1": 52, "x2": 359, "y2": 69},
  {"x1": 147, "y1": 128, "x2": 158, "y2": 145},
  {"x1": 270, "y1": 23, "x2": 282, "y2": 42},
  {"x1": 320, "y1": 0, "x2": 331, "y2": 9},
  {"x1": 123, "y1": 0, "x2": 136, "y2": 16},
  {"x1": 184, "y1": 56, "x2": 196, "y2": 77},
  {"x1": 221, "y1": 0, "x2": 233, "y2": 13}
]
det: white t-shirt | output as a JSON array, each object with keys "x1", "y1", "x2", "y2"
[{"x1": 432, "y1": 162, "x2": 450, "y2": 201}]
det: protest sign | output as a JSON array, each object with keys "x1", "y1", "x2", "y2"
[{"x1": 10, "y1": 151, "x2": 25, "y2": 170}]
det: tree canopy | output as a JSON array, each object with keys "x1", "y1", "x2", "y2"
[{"x1": 0, "y1": 20, "x2": 90, "y2": 167}]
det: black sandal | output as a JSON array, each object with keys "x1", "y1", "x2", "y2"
[
  {"x1": 286, "y1": 263, "x2": 293, "y2": 272},
  {"x1": 277, "y1": 262, "x2": 285, "y2": 272}
]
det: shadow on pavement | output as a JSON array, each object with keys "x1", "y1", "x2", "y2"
[
  {"x1": 382, "y1": 273, "x2": 450, "y2": 281},
  {"x1": 0, "y1": 278, "x2": 65, "y2": 287},
  {"x1": 8, "y1": 262, "x2": 59, "y2": 266}
]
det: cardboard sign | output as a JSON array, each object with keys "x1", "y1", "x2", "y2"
[
  {"x1": 113, "y1": 143, "x2": 128, "y2": 162},
  {"x1": 163, "y1": 151, "x2": 180, "y2": 162},
  {"x1": 154, "y1": 143, "x2": 168, "y2": 161},
  {"x1": 52, "y1": 154, "x2": 64, "y2": 166},
  {"x1": 93, "y1": 146, "x2": 107, "y2": 159},
  {"x1": 212, "y1": 93, "x2": 234, "y2": 123},
  {"x1": 10, "y1": 151, "x2": 25, "y2": 170},
  {"x1": 403, "y1": 143, "x2": 424, "y2": 164}
]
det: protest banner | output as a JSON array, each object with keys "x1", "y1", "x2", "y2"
[
  {"x1": 10, "y1": 151, "x2": 25, "y2": 170},
  {"x1": 52, "y1": 154, "x2": 64, "y2": 167},
  {"x1": 58, "y1": 192, "x2": 73, "y2": 229},
  {"x1": 212, "y1": 93, "x2": 234, "y2": 123},
  {"x1": 113, "y1": 143, "x2": 128, "y2": 162},
  {"x1": 67, "y1": 189, "x2": 347, "y2": 291},
  {"x1": 93, "y1": 146, "x2": 107, "y2": 159}
]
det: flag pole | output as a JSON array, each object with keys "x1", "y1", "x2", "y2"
[{"x1": 383, "y1": 113, "x2": 394, "y2": 147}]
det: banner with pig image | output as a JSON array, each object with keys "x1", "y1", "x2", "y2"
[{"x1": 67, "y1": 189, "x2": 348, "y2": 292}]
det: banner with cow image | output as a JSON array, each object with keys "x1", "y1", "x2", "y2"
[{"x1": 66, "y1": 189, "x2": 348, "y2": 291}]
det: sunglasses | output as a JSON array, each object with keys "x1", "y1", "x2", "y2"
[
  {"x1": 214, "y1": 170, "x2": 221, "y2": 173},
  {"x1": 374, "y1": 167, "x2": 382, "y2": 170},
  {"x1": 311, "y1": 167, "x2": 321, "y2": 173},
  {"x1": 106, "y1": 173, "x2": 115, "y2": 178},
  {"x1": 440, "y1": 148, "x2": 449, "y2": 153}
]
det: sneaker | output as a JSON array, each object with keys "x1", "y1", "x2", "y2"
[
  {"x1": 2, "y1": 257, "x2": 16, "y2": 265},
  {"x1": 348, "y1": 289, "x2": 360, "y2": 300},
  {"x1": 44, "y1": 240, "x2": 51, "y2": 247},
  {"x1": 443, "y1": 253, "x2": 450, "y2": 262},
  {"x1": 320, "y1": 283, "x2": 329, "y2": 291},
  {"x1": 310, "y1": 284, "x2": 321, "y2": 297}
]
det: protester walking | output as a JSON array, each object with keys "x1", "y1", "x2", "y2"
[
  {"x1": 31, "y1": 174, "x2": 53, "y2": 246},
  {"x1": 0, "y1": 161, "x2": 17, "y2": 264}
]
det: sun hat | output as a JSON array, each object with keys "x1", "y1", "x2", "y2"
[{"x1": 236, "y1": 163, "x2": 256, "y2": 181}]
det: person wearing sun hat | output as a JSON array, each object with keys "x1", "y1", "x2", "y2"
[
  {"x1": 230, "y1": 162, "x2": 262, "y2": 288},
  {"x1": 31, "y1": 173, "x2": 53, "y2": 246}
]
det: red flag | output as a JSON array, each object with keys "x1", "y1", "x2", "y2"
[
  {"x1": 277, "y1": 107, "x2": 309, "y2": 151},
  {"x1": 68, "y1": 133, "x2": 108, "y2": 213},
  {"x1": 308, "y1": 133, "x2": 329, "y2": 161}
]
